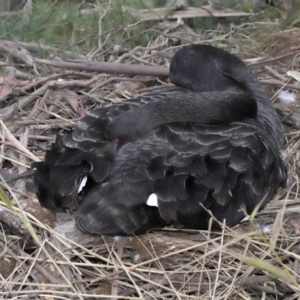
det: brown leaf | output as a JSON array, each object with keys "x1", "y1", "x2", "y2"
[
  {"x1": 0, "y1": 81, "x2": 14, "y2": 101},
  {"x1": 61, "y1": 88, "x2": 85, "y2": 117}
]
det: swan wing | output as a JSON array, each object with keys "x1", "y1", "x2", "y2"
[{"x1": 75, "y1": 121, "x2": 286, "y2": 235}]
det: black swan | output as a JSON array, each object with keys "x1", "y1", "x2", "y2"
[{"x1": 33, "y1": 45, "x2": 287, "y2": 236}]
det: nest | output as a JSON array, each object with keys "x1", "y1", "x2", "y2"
[{"x1": 0, "y1": 18, "x2": 300, "y2": 300}]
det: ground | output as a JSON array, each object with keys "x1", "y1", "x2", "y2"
[{"x1": 0, "y1": 1, "x2": 300, "y2": 299}]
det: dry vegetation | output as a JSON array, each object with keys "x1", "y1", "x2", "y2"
[{"x1": 1, "y1": 1, "x2": 300, "y2": 299}]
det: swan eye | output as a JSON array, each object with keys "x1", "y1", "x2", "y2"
[
  {"x1": 78, "y1": 176, "x2": 88, "y2": 194},
  {"x1": 147, "y1": 193, "x2": 158, "y2": 207}
]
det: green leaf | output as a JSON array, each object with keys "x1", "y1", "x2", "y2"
[
  {"x1": 230, "y1": 251, "x2": 295, "y2": 284},
  {"x1": 0, "y1": 186, "x2": 13, "y2": 208}
]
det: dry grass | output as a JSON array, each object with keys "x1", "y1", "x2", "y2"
[{"x1": 1, "y1": 13, "x2": 300, "y2": 300}]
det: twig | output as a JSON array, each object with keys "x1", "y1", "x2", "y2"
[
  {"x1": 0, "y1": 120, "x2": 40, "y2": 162},
  {"x1": 14, "y1": 129, "x2": 29, "y2": 193},
  {"x1": 14, "y1": 40, "x2": 86, "y2": 60},
  {"x1": 33, "y1": 58, "x2": 170, "y2": 77},
  {"x1": 0, "y1": 39, "x2": 33, "y2": 66},
  {"x1": 91, "y1": 238, "x2": 221, "y2": 284},
  {"x1": 2, "y1": 169, "x2": 35, "y2": 183},
  {"x1": 20, "y1": 71, "x2": 94, "y2": 92},
  {"x1": 249, "y1": 49, "x2": 300, "y2": 69},
  {"x1": 264, "y1": 66, "x2": 287, "y2": 83}
]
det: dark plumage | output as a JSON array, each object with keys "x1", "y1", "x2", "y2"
[{"x1": 33, "y1": 45, "x2": 287, "y2": 236}]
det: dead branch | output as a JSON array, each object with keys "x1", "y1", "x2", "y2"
[
  {"x1": 0, "y1": 39, "x2": 33, "y2": 66},
  {"x1": 0, "y1": 120, "x2": 40, "y2": 162},
  {"x1": 33, "y1": 58, "x2": 170, "y2": 77},
  {"x1": 249, "y1": 49, "x2": 300, "y2": 69}
]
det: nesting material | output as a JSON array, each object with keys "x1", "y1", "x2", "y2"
[{"x1": 277, "y1": 90, "x2": 296, "y2": 104}]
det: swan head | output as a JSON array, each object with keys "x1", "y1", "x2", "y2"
[{"x1": 170, "y1": 44, "x2": 249, "y2": 93}]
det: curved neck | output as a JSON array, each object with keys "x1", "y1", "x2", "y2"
[
  {"x1": 106, "y1": 45, "x2": 283, "y2": 146},
  {"x1": 170, "y1": 45, "x2": 284, "y2": 145},
  {"x1": 105, "y1": 89, "x2": 257, "y2": 143}
]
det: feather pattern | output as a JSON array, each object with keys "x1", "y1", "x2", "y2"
[{"x1": 33, "y1": 45, "x2": 287, "y2": 236}]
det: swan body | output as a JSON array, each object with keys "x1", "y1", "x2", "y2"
[{"x1": 33, "y1": 45, "x2": 287, "y2": 236}]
